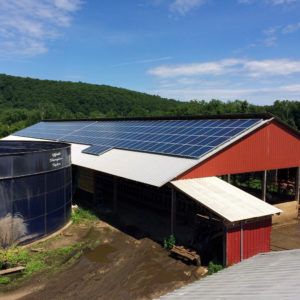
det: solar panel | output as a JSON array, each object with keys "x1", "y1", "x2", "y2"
[{"x1": 13, "y1": 118, "x2": 262, "y2": 159}]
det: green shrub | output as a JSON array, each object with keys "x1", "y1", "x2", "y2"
[
  {"x1": 0, "y1": 277, "x2": 11, "y2": 284},
  {"x1": 163, "y1": 234, "x2": 176, "y2": 250},
  {"x1": 208, "y1": 261, "x2": 223, "y2": 275}
]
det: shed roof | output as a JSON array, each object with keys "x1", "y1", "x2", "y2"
[
  {"x1": 156, "y1": 249, "x2": 300, "y2": 300},
  {"x1": 171, "y1": 177, "x2": 281, "y2": 222}
]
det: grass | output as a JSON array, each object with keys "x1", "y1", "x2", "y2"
[
  {"x1": 0, "y1": 243, "x2": 84, "y2": 276},
  {"x1": 0, "y1": 277, "x2": 11, "y2": 285},
  {"x1": 71, "y1": 206, "x2": 98, "y2": 224}
]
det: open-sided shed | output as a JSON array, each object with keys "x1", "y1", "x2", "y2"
[
  {"x1": 3, "y1": 113, "x2": 300, "y2": 264},
  {"x1": 171, "y1": 177, "x2": 280, "y2": 264}
]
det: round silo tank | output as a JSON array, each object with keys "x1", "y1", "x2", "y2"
[{"x1": 0, "y1": 141, "x2": 71, "y2": 248}]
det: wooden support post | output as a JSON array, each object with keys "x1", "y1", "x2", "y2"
[
  {"x1": 171, "y1": 188, "x2": 176, "y2": 235},
  {"x1": 295, "y1": 167, "x2": 300, "y2": 213},
  {"x1": 227, "y1": 174, "x2": 231, "y2": 183},
  {"x1": 113, "y1": 176, "x2": 118, "y2": 213},
  {"x1": 262, "y1": 170, "x2": 267, "y2": 201}
]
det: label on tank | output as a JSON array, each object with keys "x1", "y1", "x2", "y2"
[{"x1": 49, "y1": 151, "x2": 63, "y2": 168}]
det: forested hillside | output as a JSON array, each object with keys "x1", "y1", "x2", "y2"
[{"x1": 0, "y1": 74, "x2": 299, "y2": 137}]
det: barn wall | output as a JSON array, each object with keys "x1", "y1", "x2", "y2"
[
  {"x1": 227, "y1": 226, "x2": 241, "y2": 265},
  {"x1": 226, "y1": 217, "x2": 272, "y2": 265},
  {"x1": 177, "y1": 120, "x2": 300, "y2": 179},
  {"x1": 243, "y1": 218, "x2": 271, "y2": 260}
]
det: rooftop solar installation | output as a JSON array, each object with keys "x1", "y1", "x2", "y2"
[{"x1": 13, "y1": 118, "x2": 262, "y2": 159}]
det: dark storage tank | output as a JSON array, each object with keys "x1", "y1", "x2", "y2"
[{"x1": 0, "y1": 141, "x2": 71, "y2": 248}]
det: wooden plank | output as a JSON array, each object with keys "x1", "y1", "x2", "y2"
[
  {"x1": 0, "y1": 266, "x2": 25, "y2": 275},
  {"x1": 31, "y1": 247, "x2": 45, "y2": 252},
  {"x1": 170, "y1": 246, "x2": 201, "y2": 265}
]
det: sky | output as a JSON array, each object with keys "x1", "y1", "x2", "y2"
[{"x1": 0, "y1": 0, "x2": 300, "y2": 105}]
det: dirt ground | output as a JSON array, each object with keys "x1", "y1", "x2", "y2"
[
  {"x1": 2, "y1": 197, "x2": 299, "y2": 300},
  {"x1": 2, "y1": 218, "x2": 206, "y2": 300},
  {"x1": 271, "y1": 220, "x2": 300, "y2": 251}
]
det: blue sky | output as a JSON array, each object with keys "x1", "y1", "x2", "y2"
[{"x1": 0, "y1": 0, "x2": 300, "y2": 105}]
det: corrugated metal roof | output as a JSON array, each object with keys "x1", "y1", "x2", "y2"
[
  {"x1": 3, "y1": 135, "x2": 196, "y2": 187},
  {"x1": 171, "y1": 177, "x2": 282, "y2": 222},
  {"x1": 156, "y1": 249, "x2": 300, "y2": 300}
]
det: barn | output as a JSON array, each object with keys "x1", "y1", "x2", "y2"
[{"x1": 4, "y1": 113, "x2": 300, "y2": 265}]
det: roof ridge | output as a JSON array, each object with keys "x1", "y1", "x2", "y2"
[{"x1": 44, "y1": 113, "x2": 274, "y2": 122}]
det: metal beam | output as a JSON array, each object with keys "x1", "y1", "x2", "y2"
[
  {"x1": 262, "y1": 170, "x2": 267, "y2": 201},
  {"x1": 171, "y1": 188, "x2": 176, "y2": 235}
]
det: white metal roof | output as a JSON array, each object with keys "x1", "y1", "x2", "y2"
[
  {"x1": 156, "y1": 249, "x2": 300, "y2": 300},
  {"x1": 171, "y1": 177, "x2": 282, "y2": 222},
  {"x1": 4, "y1": 118, "x2": 270, "y2": 186},
  {"x1": 2, "y1": 135, "x2": 196, "y2": 187}
]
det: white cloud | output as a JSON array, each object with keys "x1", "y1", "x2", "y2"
[
  {"x1": 148, "y1": 59, "x2": 244, "y2": 78},
  {"x1": 0, "y1": 0, "x2": 82, "y2": 56},
  {"x1": 148, "y1": 84, "x2": 300, "y2": 104},
  {"x1": 239, "y1": 0, "x2": 297, "y2": 4},
  {"x1": 264, "y1": 36, "x2": 277, "y2": 46},
  {"x1": 170, "y1": 0, "x2": 209, "y2": 15},
  {"x1": 147, "y1": 57, "x2": 300, "y2": 104},
  {"x1": 112, "y1": 57, "x2": 172, "y2": 67},
  {"x1": 243, "y1": 59, "x2": 300, "y2": 77},
  {"x1": 268, "y1": 0, "x2": 297, "y2": 4},
  {"x1": 282, "y1": 21, "x2": 300, "y2": 33},
  {"x1": 148, "y1": 58, "x2": 300, "y2": 78}
]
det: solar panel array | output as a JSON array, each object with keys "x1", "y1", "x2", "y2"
[{"x1": 13, "y1": 118, "x2": 262, "y2": 159}]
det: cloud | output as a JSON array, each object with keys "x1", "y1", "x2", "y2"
[
  {"x1": 268, "y1": 0, "x2": 297, "y2": 4},
  {"x1": 148, "y1": 59, "x2": 244, "y2": 78},
  {"x1": 238, "y1": 0, "x2": 298, "y2": 4},
  {"x1": 170, "y1": 0, "x2": 209, "y2": 15},
  {"x1": 112, "y1": 56, "x2": 172, "y2": 67},
  {"x1": 264, "y1": 36, "x2": 277, "y2": 46},
  {"x1": 282, "y1": 21, "x2": 300, "y2": 33},
  {"x1": 148, "y1": 84, "x2": 300, "y2": 104},
  {"x1": 147, "y1": 57, "x2": 300, "y2": 104},
  {"x1": 148, "y1": 58, "x2": 300, "y2": 78},
  {"x1": 0, "y1": 0, "x2": 82, "y2": 56}
]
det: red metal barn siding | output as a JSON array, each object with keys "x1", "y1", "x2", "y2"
[
  {"x1": 243, "y1": 218, "x2": 272, "y2": 259},
  {"x1": 176, "y1": 120, "x2": 300, "y2": 180},
  {"x1": 226, "y1": 225, "x2": 241, "y2": 265}
]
